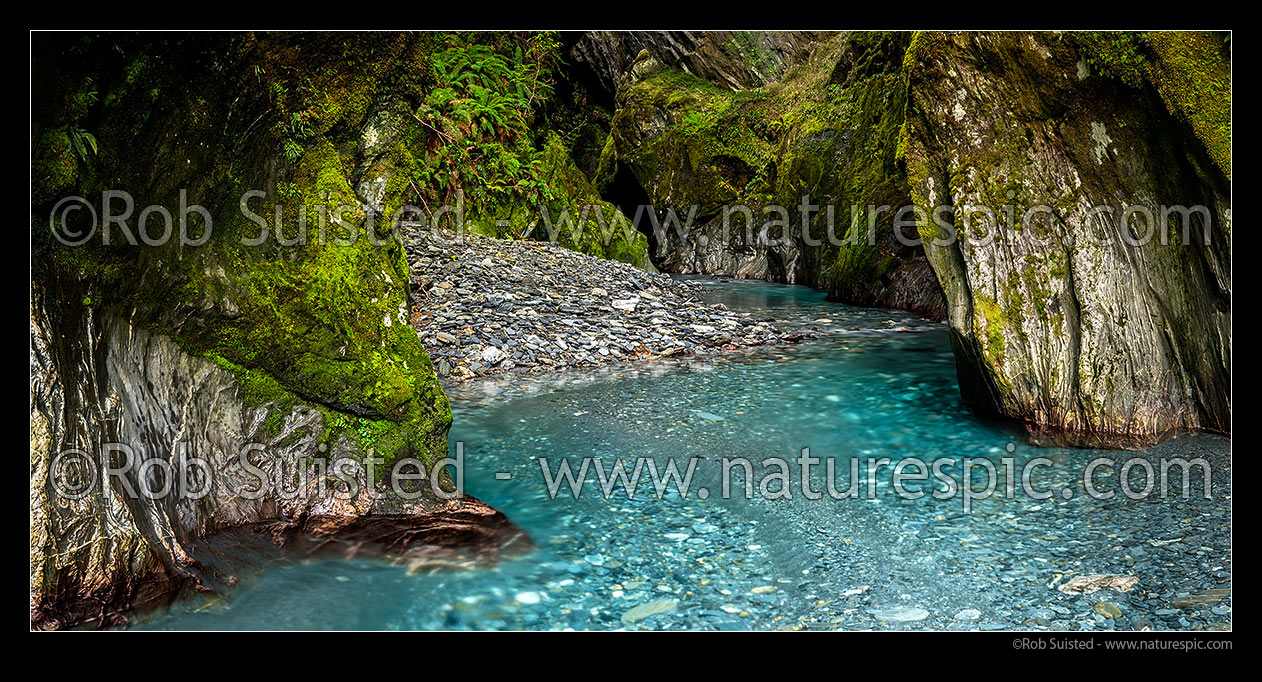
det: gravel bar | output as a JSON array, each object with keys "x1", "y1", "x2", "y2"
[{"x1": 403, "y1": 230, "x2": 808, "y2": 383}]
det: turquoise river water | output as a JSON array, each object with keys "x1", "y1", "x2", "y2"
[{"x1": 134, "y1": 278, "x2": 1231, "y2": 631}]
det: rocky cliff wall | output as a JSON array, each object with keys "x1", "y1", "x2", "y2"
[
  {"x1": 574, "y1": 30, "x2": 1230, "y2": 443},
  {"x1": 30, "y1": 32, "x2": 536, "y2": 628},
  {"x1": 579, "y1": 31, "x2": 947, "y2": 319},
  {"x1": 31, "y1": 287, "x2": 521, "y2": 628},
  {"x1": 902, "y1": 31, "x2": 1230, "y2": 444}
]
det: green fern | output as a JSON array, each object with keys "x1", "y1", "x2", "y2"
[
  {"x1": 67, "y1": 126, "x2": 97, "y2": 162},
  {"x1": 412, "y1": 33, "x2": 564, "y2": 213}
]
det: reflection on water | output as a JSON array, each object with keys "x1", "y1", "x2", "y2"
[{"x1": 135, "y1": 277, "x2": 1230, "y2": 631}]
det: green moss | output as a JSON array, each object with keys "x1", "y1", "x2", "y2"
[
  {"x1": 975, "y1": 294, "x2": 1007, "y2": 367},
  {"x1": 1076, "y1": 32, "x2": 1149, "y2": 87},
  {"x1": 528, "y1": 132, "x2": 650, "y2": 267},
  {"x1": 612, "y1": 67, "x2": 780, "y2": 215},
  {"x1": 902, "y1": 31, "x2": 929, "y2": 76},
  {"x1": 613, "y1": 34, "x2": 922, "y2": 297},
  {"x1": 634, "y1": 35, "x2": 915, "y2": 294},
  {"x1": 1145, "y1": 32, "x2": 1231, "y2": 179},
  {"x1": 33, "y1": 33, "x2": 458, "y2": 470},
  {"x1": 593, "y1": 133, "x2": 618, "y2": 193},
  {"x1": 32, "y1": 130, "x2": 79, "y2": 200},
  {"x1": 1074, "y1": 31, "x2": 1230, "y2": 179},
  {"x1": 1021, "y1": 265, "x2": 1054, "y2": 319}
]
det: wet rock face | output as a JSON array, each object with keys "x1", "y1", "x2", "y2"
[
  {"x1": 30, "y1": 287, "x2": 526, "y2": 629},
  {"x1": 570, "y1": 31, "x2": 825, "y2": 96},
  {"x1": 902, "y1": 32, "x2": 1231, "y2": 444},
  {"x1": 597, "y1": 32, "x2": 947, "y2": 319},
  {"x1": 28, "y1": 34, "x2": 524, "y2": 629}
]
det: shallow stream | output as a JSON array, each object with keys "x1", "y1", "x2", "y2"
[{"x1": 135, "y1": 278, "x2": 1231, "y2": 630}]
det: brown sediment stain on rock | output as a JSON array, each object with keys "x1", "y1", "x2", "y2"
[
  {"x1": 1170, "y1": 588, "x2": 1229, "y2": 610},
  {"x1": 33, "y1": 497, "x2": 530, "y2": 631},
  {"x1": 902, "y1": 31, "x2": 1230, "y2": 446}
]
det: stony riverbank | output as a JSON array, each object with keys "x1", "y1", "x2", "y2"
[{"x1": 403, "y1": 230, "x2": 808, "y2": 382}]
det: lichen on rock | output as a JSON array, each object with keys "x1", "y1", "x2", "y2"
[
  {"x1": 29, "y1": 32, "x2": 539, "y2": 628},
  {"x1": 901, "y1": 31, "x2": 1230, "y2": 444},
  {"x1": 594, "y1": 31, "x2": 946, "y2": 318}
]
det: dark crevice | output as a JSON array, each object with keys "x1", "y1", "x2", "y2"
[
  {"x1": 557, "y1": 36, "x2": 617, "y2": 112},
  {"x1": 601, "y1": 161, "x2": 666, "y2": 269}
]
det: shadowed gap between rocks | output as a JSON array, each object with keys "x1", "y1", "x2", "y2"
[{"x1": 600, "y1": 161, "x2": 666, "y2": 269}]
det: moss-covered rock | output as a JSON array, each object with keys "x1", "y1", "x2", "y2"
[
  {"x1": 603, "y1": 32, "x2": 945, "y2": 317},
  {"x1": 34, "y1": 33, "x2": 454, "y2": 467},
  {"x1": 591, "y1": 29, "x2": 1230, "y2": 443},
  {"x1": 31, "y1": 32, "x2": 551, "y2": 628},
  {"x1": 902, "y1": 31, "x2": 1230, "y2": 444},
  {"x1": 1074, "y1": 31, "x2": 1231, "y2": 179},
  {"x1": 534, "y1": 133, "x2": 653, "y2": 269}
]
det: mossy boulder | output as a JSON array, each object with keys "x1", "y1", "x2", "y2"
[
  {"x1": 30, "y1": 33, "x2": 471, "y2": 627},
  {"x1": 33, "y1": 33, "x2": 455, "y2": 466},
  {"x1": 902, "y1": 31, "x2": 1230, "y2": 444},
  {"x1": 603, "y1": 32, "x2": 945, "y2": 317}
]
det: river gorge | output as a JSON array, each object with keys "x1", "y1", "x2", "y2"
[{"x1": 30, "y1": 29, "x2": 1230, "y2": 634}]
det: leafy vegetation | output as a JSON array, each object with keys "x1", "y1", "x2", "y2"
[{"x1": 411, "y1": 34, "x2": 563, "y2": 212}]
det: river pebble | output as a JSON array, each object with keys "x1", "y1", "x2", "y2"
[{"x1": 403, "y1": 229, "x2": 808, "y2": 383}]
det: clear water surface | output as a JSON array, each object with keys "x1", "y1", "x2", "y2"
[{"x1": 134, "y1": 277, "x2": 1231, "y2": 631}]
